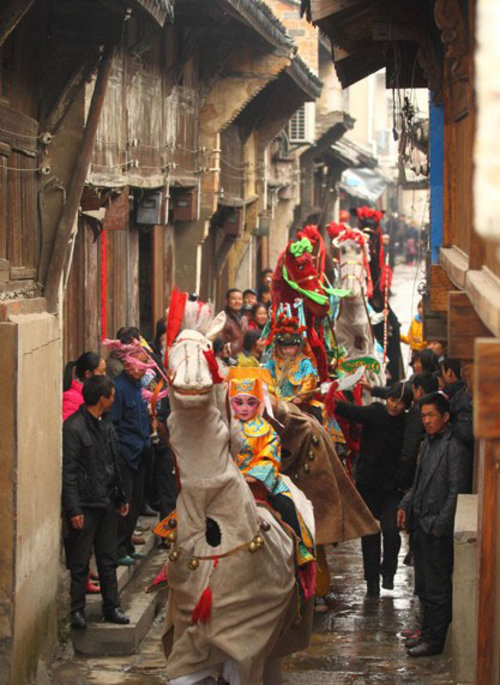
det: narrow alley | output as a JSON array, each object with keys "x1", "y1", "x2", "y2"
[{"x1": 49, "y1": 538, "x2": 454, "y2": 684}]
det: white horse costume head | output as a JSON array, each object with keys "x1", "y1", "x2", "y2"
[
  {"x1": 331, "y1": 224, "x2": 373, "y2": 301},
  {"x1": 329, "y1": 222, "x2": 385, "y2": 388}
]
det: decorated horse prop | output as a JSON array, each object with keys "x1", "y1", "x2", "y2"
[
  {"x1": 328, "y1": 223, "x2": 377, "y2": 363},
  {"x1": 162, "y1": 323, "x2": 314, "y2": 685},
  {"x1": 351, "y1": 206, "x2": 403, "y2": 382},
  {"x1": 271, "y1": 225, "x2": 347, "y2": 381}
]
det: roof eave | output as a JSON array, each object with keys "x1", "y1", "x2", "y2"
[
  {"x1": 287, "y1": 55, "x2": 323, "y2": 100},
  {"x1": 220, "y1": 0, "x2": 295, "y2": 55},
  {"x1": 127, "y1": 0, "x2": 174, "y2": 26}
]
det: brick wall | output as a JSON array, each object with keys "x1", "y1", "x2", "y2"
[{"x1": 267, "y1": 0, "x2": 319, "y2": 74}]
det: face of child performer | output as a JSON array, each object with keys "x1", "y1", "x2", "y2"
[
  {"x1": 231, "y1": 394, "x2": 260, "y2": 421},
  {"x1": 278, "y1": 344, "x2": 299, "y2": 360}
]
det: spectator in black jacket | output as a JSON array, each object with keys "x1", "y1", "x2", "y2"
[
  {"x1": 397, "y1": 372, "x2": 439, "y2": 490},
  {"x1": 440, "y1": 357, "x2": 474, "y2": 451},
  {"x1": 335, "y1": 382, "x2": 413, "y2": 596},
  {"x1": 398, "y1": 392, "x2": 470, "y2": 657},
  {"x1": 63, "y1": 376, "x2": 130, "y2": 630}
]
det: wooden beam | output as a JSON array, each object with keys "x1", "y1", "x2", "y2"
[
  {"x1": 44, "y1": 45, "x2": 115, "y2": 312},
  {"x1": 44, "y1": 51, "x2": 102, "y2": 134},
  {"x1": 422, "y1": 293, "x2": 447, "y2": 341},
  {"x1": 430, "y1": 263, "x2": 454, "y2": 312},
  {"x1": 448, "y1": 291, "x2": 492, "y2": 360},
  {"x1": 474, "y1": 339, "x2": 500, "y2": 439},
  {"x1": 0, "y1": 0, "x2": 35, "y2": 47}
]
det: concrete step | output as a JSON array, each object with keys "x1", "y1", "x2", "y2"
[{"x1": 72, "y1": 517, "x2": 168, "y2": 657}]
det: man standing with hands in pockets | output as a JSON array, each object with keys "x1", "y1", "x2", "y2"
[
  {"x1": 397, "y1": 392, "x2": 470, "y2": 657},
  {"x1": 63, "y1": 375, "x2": 130, "y2": 630}
]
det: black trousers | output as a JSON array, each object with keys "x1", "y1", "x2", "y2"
[
  {"x1": 357, "y1": 483, "x2": 401, "y2": 582},
  {"x1": 153, "y1": 444, "x2": 177, "y2": 520},
  {"x1": 412, "y1": 525, "x2": 453, "y2": 647},
  {"x1": 268, "y1": 493, "x2": 302, "y2": 539},
  {"x1": 117, "y1": 454, "x2": 146, "y2": 558},
  {"x1": 65, "y1": 504, "x2": 119, "y2": 613}
]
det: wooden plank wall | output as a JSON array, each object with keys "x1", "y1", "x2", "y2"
[
  {"x1": 63, "y1": 220, "x2": 99, "y2": 363},
  {"x1": 0, "y1": 106, "x2": 38, "y2": 271},
  {"x1": 220, "y1": 124, "x2": 244, "y2": 202}
]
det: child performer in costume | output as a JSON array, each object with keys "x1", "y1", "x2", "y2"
[
  {"x1": 264, "y1": 315, "x2": 323, "y2": 422},
  {"x1": 227, "y1": 368, "x2": 314, "y2": 567}
]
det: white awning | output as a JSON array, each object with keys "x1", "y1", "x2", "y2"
[{"x1": 339, "y1": 168, "x2": 389, "y2": 203}]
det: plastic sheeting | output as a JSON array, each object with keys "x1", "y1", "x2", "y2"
[{"x1": 339, "y1": 168, "x2": 389, "y2": 204}]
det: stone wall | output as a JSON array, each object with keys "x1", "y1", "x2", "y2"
[
  {"x1": 0, "y1": 301, "x2": 61, "y2": 684},
  {"x1": 452, "y1": 494, "x2": 478, "y2": 684}
]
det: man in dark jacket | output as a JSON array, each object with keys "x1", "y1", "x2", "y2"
[
  {"x1": 441, "y1": 357, "x2": 474, "y2": 450},
  {"x1": 397, "y1": 392, "x2": 470, "y2": 657},
  {"x1": 335, "y1": 382, "x2": 412, "y2": 596},
  {"x1": 63, "y1": 375, "x2": 129, "y2": 630},
  {"x1": 396, "y1": 372, "x2": 439, "y2": 490},
  {"x1": 110, "y1": 350, "x2": 151, "y2": 565}
]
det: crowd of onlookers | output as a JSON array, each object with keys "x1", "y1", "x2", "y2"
[
  {"x1": 61, "y1": 267, "x2": 474, "y2": 661},
  {"x1": 61, "y1": 323, "x2": 175, "y2": 629},
  {"x1": 340, "y1": 299, "x2": 474, "y2": 658}
]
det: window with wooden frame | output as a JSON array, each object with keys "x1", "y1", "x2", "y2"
[{"x1": 0, "y1": 105, "x2": 39, "y2": 278}]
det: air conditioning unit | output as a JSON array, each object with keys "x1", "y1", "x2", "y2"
[{"x1": 288, "y1": 102, "x2": 315, "y2": 144}]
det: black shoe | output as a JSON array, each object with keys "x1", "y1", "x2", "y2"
[
  {"x1": 366, "y1": 580, "x2": 380, "y2": 597},
  {"x1": 407, "y1": 641, "x2": 443, "y2": 657},
  {"x1": 142, "y1": 504, "x2": 158, "y2": 517},
  {"x1": 102, "y1": 607, "x2": 130, "y2": 625},
  {"x1": 70, "y1": 610, "x2": 87, "y2": 630},
  {"x1": 382, "y1": 575, "x2": 394, "y2": 590}
]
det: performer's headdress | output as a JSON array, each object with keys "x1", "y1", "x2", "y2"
[
  {"x1": 269, "y1": 314, "x2": 306, "y2": 347},
  {"x1": 226, "y1": 367, "x2": 274, "y2": 408}
]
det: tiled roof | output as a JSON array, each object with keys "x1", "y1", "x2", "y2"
[
  {"x1": 131, "y1": 0, "x2": 174, "y2": 25},
  {"x1": 224, "y1": 0, "x2": 295, "y2": 53}
]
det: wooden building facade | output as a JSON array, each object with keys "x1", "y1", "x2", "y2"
[{"x1": 302, "y1": 0, "x2": 500, "y2": 681}]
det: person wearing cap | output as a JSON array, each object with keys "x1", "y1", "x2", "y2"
[
  {"x1": 334, "y1": 382, "x2": 413, "y2": 596},
  {"x1": 243, "y1": 288, "x2": 258, "y2": 307}
]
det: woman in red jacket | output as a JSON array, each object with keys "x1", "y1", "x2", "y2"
[{"x1": 63, "y1": 352, "x2": 106, "y2": 421}]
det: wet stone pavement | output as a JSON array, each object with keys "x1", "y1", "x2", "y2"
[{"x1": 49, "y1": 538, "x2": 455, "y2": 684}]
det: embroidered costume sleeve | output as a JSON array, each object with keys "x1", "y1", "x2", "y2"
[{"x1": 235, "y1": 417, "x2": 287, "y2": 495}]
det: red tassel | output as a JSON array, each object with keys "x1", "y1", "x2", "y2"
[
  {"x1": 191, "y1": 586, "x2": 212, "y2": 625},
  {"x1": 203, "y1": 349, "x2": 224, "y2": 384}
]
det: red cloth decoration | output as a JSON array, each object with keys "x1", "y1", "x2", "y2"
[
  {"x1": 191, "y1": 586, "x2": 212, "y2": 626},
  {"x1": 203, "y1": 349, "x2": 224, "y2": 384},
  {"x1": 100, "y1": 231, "x2": 107, "y2": 341},
  {"x1": 298, "y1": 560, "x2": 317, "y2": 601},
  {"x1": 324, "y1": 381, "x2": 339, "y2": 418},
  {"x1": 327, "y1": 221, "x2": 347, "y2": 239},
  {"x1": 356, "y1": 206, "x2": 384, "y2": 224},
  {"x1": 297, "y1": 225, "x2": 326, "y2": 279},
  {"x1": 166, "y1": 288, "x2": 188, "y2": 364}
]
